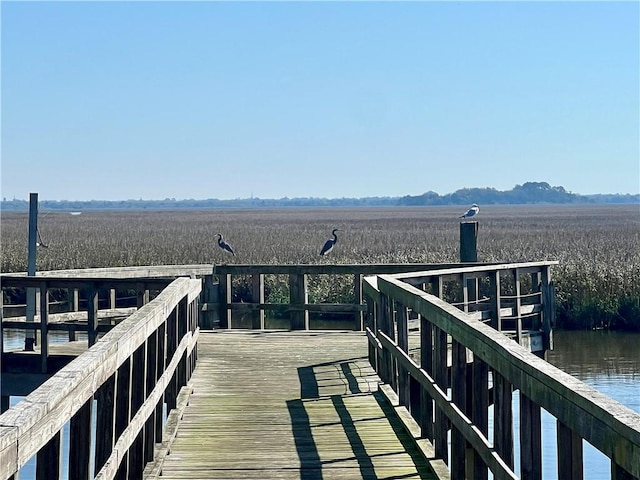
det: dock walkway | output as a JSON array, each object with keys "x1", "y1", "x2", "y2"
[{"x1": 157, "y1": 330, "x2": 435, "y2": 479}]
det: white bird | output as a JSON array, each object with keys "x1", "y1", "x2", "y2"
[
  {"x1": 459, "y1": 204, "x2": 479, "y2": 220},
  {"x1": 216, "y1": 233, "x2": 235, "y2": 256},
  {"x1": 319, "y1": 229, "x2": 340, "y2": 256}
]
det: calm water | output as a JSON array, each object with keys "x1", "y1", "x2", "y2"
[{"x1": 3, "y1": 329, "x2": 640, "y2": 479}]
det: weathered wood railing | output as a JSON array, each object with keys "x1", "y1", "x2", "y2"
[
  {"x1": 208, "y1": 263, "x2": 496, "y2": 331},
  {"x1": 0, "y1": 276, "x2": 201, "y2": 480},
  {"x1": 209, "y1": 262, "x2": 556, "y2": 353},
  {"x1": 363, "y1": 271, "x2": 640, "y2": 480}
]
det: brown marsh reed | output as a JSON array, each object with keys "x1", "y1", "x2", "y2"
[{"x1": 1, "y1": 204, "x2": 639, "y2": 329}]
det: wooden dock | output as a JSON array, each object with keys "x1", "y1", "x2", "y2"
[{"x1": 157, "y1": 330, "x2": 436, "y2": 479}]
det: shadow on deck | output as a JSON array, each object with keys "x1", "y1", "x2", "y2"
[{"x1": 155, "y1": 330, "x2": 438, "y2": 480}]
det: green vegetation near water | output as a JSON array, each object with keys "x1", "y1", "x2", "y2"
[{"x1": 1, "y1": 204, "x2": 639, "y2": 330}]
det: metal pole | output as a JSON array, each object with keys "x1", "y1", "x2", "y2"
[{"x1": 25, "y1": 192, "x2": 38, "y2": 350}]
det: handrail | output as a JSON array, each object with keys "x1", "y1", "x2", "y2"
[
  {"x1": 363, "y1": 273, "x2": 640, "y2": 479},
  {"x1": 0, "y1": 276, "x2": 202, "y2": 480}
]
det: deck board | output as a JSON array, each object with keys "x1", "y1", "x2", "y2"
[{"x1": 159, "y1": 330, "x2": 436, "y2": 479}]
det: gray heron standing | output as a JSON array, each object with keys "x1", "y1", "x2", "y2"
[
  {"x1": 216, "y1": 233, "x2": 235, "y2": 256},
  {"x1": 320, "y1": 229, "x2": 340, "y2": 256},
  {"x1": 459, "y1": 204, "x2": 479, "y2": 220}
]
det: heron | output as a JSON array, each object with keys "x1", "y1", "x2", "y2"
[
  {"x1": 459, "y1": 204, "x2": 479, "y2": 220},
  {"x1": 320, "y1": 229, "x2": 340, "y2": 256},
  {"x1": 216, "y1": 233, "x2": 235, "y2": 256}
]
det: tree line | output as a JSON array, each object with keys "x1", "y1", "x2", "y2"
[{"x1": 2, "y1": 182, "x2": 638, "y2": 211}]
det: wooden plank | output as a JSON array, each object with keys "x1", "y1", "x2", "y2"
[{"x1": 157, "y1": 331, "x2": 438, "y2": 480}]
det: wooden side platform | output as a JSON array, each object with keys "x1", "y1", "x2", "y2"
[{"x1": 156, "y1": 331, "x2": 438, "y2": 479}]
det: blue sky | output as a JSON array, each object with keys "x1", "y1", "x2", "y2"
[{"x1": 2, "y1": 1, "x2": 638, "y2": 201}]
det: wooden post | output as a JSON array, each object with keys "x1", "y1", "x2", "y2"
[
  {"x1": 460, "y1": 217, "x2": 479, "y2": 307},
  {"x1": 109, "y1": 288, "x2": 117, "y2": 309},
  {"x1": 396, "y1": 304, "x2": 410, "y2": 407},
  {"x1": 144, "y1": 331, "x2": 158, "y2": 463},
  {"x1": 114, "y1": 358, "x2": 132, "y2": 480},
  {"x1": 220, "y1": 273, "x2": 232, "y2": 328},
  {"x1": 69, "y1": 398, "x2": 93, "y2": 480},
  {"x1": 155, "y1": 321, "x2": 166, "y2": 441},
  {"x1": 95, "y1": 373, "x2": 116, "y2": 473},
  {"x1": 36, "y1": 431, "x2": 61, "y2": 480},
  {"x1": 419, "y1": 314, "x2": 434, "y2": 439},
  {"x1": 354, "y1": 273, "x2": 363, "y2": 330},
  {"x1": 520, "y1": 392, "x2": 542, "y2": 480},
  {"x1": 25, "y1": 192, "x2": 38, "y2": 351},
  {"x1": 490, "y1": 271, "x2": 502, "y2": 331},
  {"x1": 557, "y1": 420, "x2": 583, "y2": 480},
  {"x1": 451, "y1": 340, "x2": 467, "y2": 479},
  {"x1": 289, "y1": 273, "x2": 308, "y2": 330},
  {"x1": 472, "y1": 358, "x2": 489, "y2": 480},
  {"x1": 541, "y1": 265, "x2": 555, "y2": 352},
  {"x1": 252, "y1": 273, "x2": 265, "y2": 329},
  {"x1": 39, "y1": 283, "x2": 49, "y2": 373},
  {"x1": 136, "y1": 282, "x2": 149, "y2": 308},
  {"x1": 128, "y1": 343, "x2": 147, "y2": 477},
  {"x1": 87, "y1": 284, "x2": 99, "y2": 347},
  {"x1": 1, "y1": 395, "x2": 9, "y2": 414},
  {"x1": 460, "y1": 221, "x2": 478, "y2": 262},
  {"x1": 433, "y1": 325, "x2": 448, "y2": 463},
  {"x1": 493, "y1": 371, "x2": 514, "y2": 469}
]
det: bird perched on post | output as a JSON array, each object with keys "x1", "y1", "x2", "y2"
[
  {"x1": 459, "y1": 204, "x2": 479, "y2": 220},
  {"x1": 216, "y1": 233, "x2": 235, "y2": 256},
  {"x1": 319, "y1": 229, "x2": 340, "y2": 256}
]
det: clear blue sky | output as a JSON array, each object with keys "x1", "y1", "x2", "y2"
[{"x1": 2, "y1": 1, "x2": 638, "y2": 201}]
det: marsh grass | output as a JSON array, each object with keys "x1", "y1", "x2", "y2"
[{"x1": 1, "y1": 204, "x2": 639, "y2": 329}]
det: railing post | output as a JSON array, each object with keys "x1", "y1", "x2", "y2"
[
  {"x1": 136, "y1": 282, "x2": 149, "y2": 308},
  {"x1": 38, "y1": 283, "x2": 49, "y2": 373},
  {"x1": 365, "y1": 296, "x2": 377, "y2": 370},
  {"x1": 69, "y1": 397, "x2": 93, "y2": 480},
  {"x1": 489, "y1": 271, "x2": 502, "y2": 331},
  {"x1": 114, "y1": 358, "x2": 132, "y2": 480},
  {"x1": 155, "y1": 321, "x2": 167, "y2": 441},
  {"x1": 87, "y1": 284, "x2": 99, "y2": 347},
  {"x1": 36, "y1": 431, "x2": 61, "y2": 480},
  {"x1": 419, "y1": 314, "x2": 434, "y2": 439},
  {"x1": 451, "y1": 339, "x2": 468, "y2": 479},
  {"x1": 128, "y1": 343, "x2": 147, "y2": 478},
  {"x1": 493, "y1": 371, "x2": 514, "y2": 469},
  {"x1": 472, "y1": 358, "x2": 489, "y2": 480},
  {"x1": 557, "y1": 420, "x2": 583, "y2": 480},
  {"x1": 541, "y1": 265, "x2": 555, "y2": 352},
  {"x1": 144, "y1": 330, "x2": 158, "y2": 463},
  {"x1": 396, "y1": 304, "x2": 410, "y2": 407},
  {"x1": 433, "y1": 325, "x2": 448, "y2": 463},
  {"x1": 95, "y1": 373, "x2": 116, "y2": 473},
  {"x1": 289, "y1": 273, "x2": 308, "y2": 330},
  {"x1": 520, "y1": 392, "x2": 542, "y2": 480},
  {"x1": 220, "y1": 272, "x2": 232, "y2": 328},
  {"x1": 166, "y1": 307, "x2": 179, "y2": 410},
  {"x1": 515, "y1": 269, "x2": 523, "y2": 344},
  {"x1": 252, "y1": 273, "x2": 265, "y2": 329},
  {"x1": 354, "y1": 273, "x2": 363, "y2": 330}
]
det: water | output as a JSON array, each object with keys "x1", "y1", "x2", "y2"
[{"x1": 3, "y1": 329, "x2": 639, "y2": 479}]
